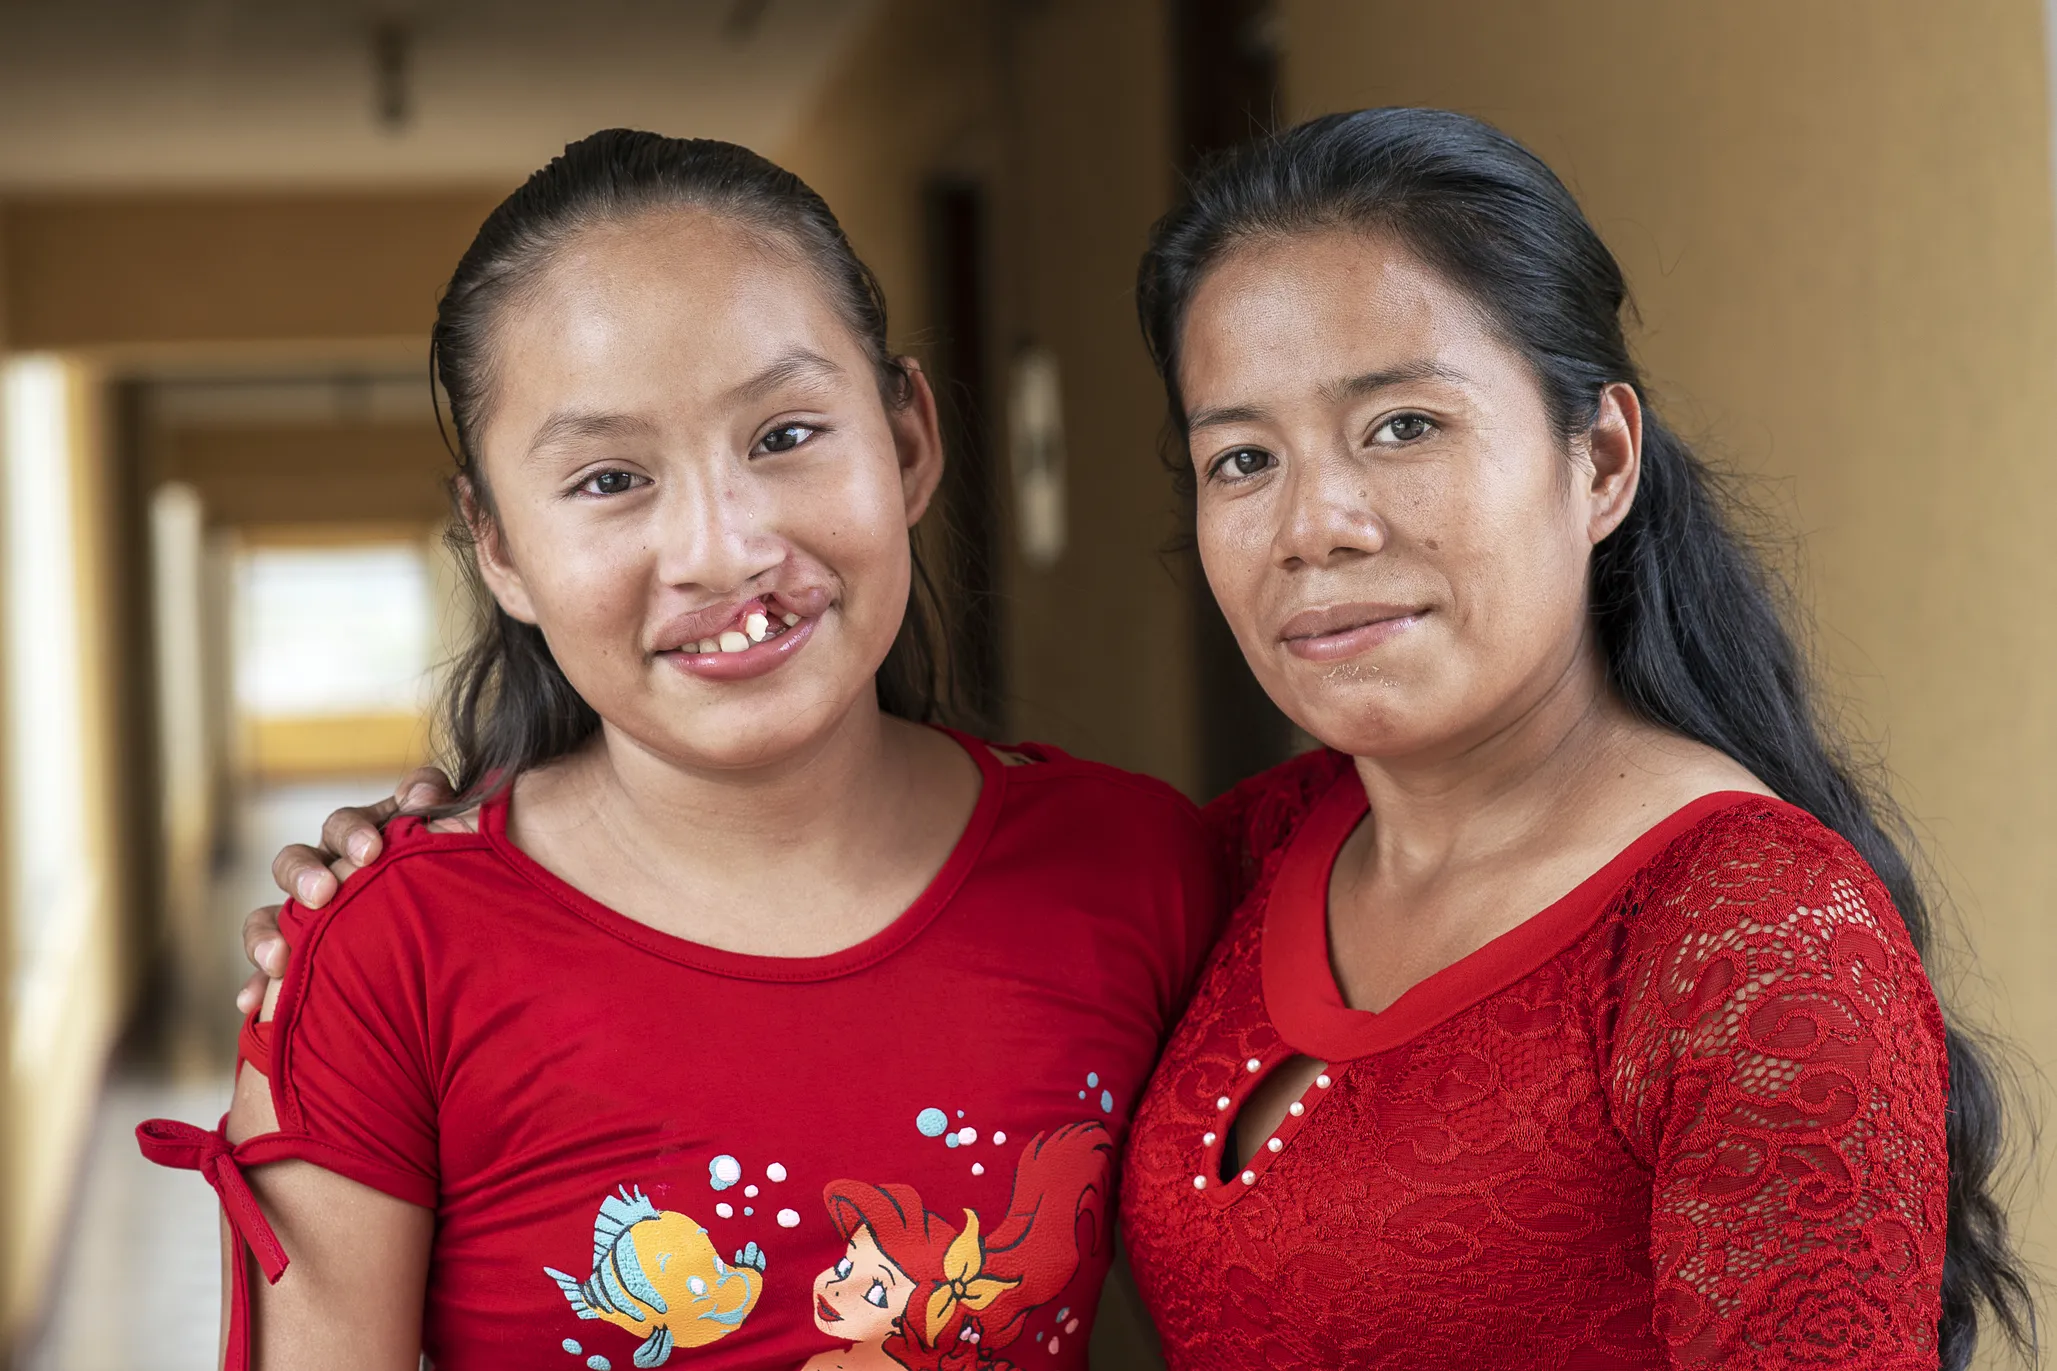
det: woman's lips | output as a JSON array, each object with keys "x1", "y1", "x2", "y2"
[
  {"x1": 1278, "y1": 604, "x2": 1427, "y2": 662},
  {"x1": 816, "y1": 1292, "x2": 842, "y2": 1323},
  {"x1": 660, "y1": 614, "x2": 817, "y2": 682}
]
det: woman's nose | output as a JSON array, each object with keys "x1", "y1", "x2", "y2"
[{"x1": 1273, "y1": 449, "x2": 1386, "y2": 569}]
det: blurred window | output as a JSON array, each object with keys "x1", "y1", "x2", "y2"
[
  {"x1": 4, "y1": 355, "x2": 95, "y2": 1058},
  {"x1": 234, "y1": 543, "x2": 433, "y2": 718}
]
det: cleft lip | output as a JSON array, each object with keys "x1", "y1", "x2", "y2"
[{"x1": 649, "y1": 586, "x2": 831, "y2": 655}]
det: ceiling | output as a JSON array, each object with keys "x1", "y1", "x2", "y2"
[{"x1": 0, "y1": 0, "x2": 877, "y2": 189}]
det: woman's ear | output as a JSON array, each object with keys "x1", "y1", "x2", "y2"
[
  {"x1": 887, "y1": 358, "x2": 946, "y2": 527},
  {"x1": 1583, "y1": 381, "x2": 1643, "y2": 545},
  {"x1": 457, "y1": 475, "x2": 540, "y2": 625}
]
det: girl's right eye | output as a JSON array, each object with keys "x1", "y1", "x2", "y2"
[
  {"x1": 578, "y1": 469, "x2": 645, "y2": 497},
  {"x1": 1207, "y1": 447, "x2": 1276, "y2": 482},
  {"x1": 834, "y1": 1257, "x2": 853, "y2": 1280}
]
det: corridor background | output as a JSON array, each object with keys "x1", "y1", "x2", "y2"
[{"x1": 3, "y1": 1, "x2": 2056, "y2": 1366}]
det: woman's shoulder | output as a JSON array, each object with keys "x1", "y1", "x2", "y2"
[
  {"x1": 1611, "y1": 793, "x2": 1930, "y2": 989},
  {"x1": 1199, "y1": 748, "x2": 1355, "y2": 903},
  {"x1": 275, "y1": 806, "x2": 505, "y2": 951}
]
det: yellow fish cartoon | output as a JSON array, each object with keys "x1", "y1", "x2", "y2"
[{"x1": 545, "y1": 1186, "x2": 766, "y2": 1367}]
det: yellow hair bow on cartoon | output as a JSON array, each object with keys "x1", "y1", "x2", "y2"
[{"x1": 924, "y1": 1212, "x2": 1022, "y2": 1336}]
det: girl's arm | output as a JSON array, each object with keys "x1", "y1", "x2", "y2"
[{"x1": 224, "y1": 1005, "x2": 434, "y2": 1370}]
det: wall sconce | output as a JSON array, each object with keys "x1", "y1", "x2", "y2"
[{"x1": 1007, "y1": 344, "x2": 1066, "y2": 569}]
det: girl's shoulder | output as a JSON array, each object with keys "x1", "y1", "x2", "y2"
[
  {"x1": 971, "y1": 735, "x2": 1209, "y2": 842},
  {"x1": 273, "y1": 805, "x2": 510, "y2": 953}
]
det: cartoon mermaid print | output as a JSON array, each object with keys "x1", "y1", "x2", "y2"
[{"x1": 801, "y1": 1122, "x2": 1111, "y2": 1371}]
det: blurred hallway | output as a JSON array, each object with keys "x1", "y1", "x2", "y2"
[{"x1": 21, "y1": 782, "x2": 371, "y2": 1371}]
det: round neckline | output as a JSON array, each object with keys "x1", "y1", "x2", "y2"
[
  {"x1": 478, "y1": 725, "x2": 1006, "y2": 983},
  {"x1": 1260, "y1": 774, "x2": 1785, "y2": 1062}
]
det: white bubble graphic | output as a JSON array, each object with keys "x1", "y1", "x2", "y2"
[
  {"x1": 709, "y1": 1155, "x2": 742, "y2": 1189},
  {"x1": 766, "y1": 1162, "x2": 788, "y2": 1182},
  {"x1": 777, "y1": 1208, "x2": 801, "y2": 1228},
  {"x1": 715, "y1": 1202, "x2": 733, "y2": 1219},
  {"x1": 957, "y1": 1127, "x2": 977, "y2": 1145},
  {"x1": 744, "y1": 1184, "x2": 759, "y2": 1198}
]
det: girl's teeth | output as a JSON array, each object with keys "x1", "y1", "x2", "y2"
[
  {"x1": 718, "y1": 630, "x2": 749, "y2": 653},
  {"x1": 697, "y1": 638, "x2": 718, "y2": 654},
  {"x1": 781, "y1": 612, "x2": 800, "y2": 627},
  {"x1": 744, "y1": 612, "x2": 770, "y2": 643}
]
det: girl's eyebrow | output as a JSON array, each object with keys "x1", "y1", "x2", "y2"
[
  {"x1": 524, "y1": 409, "x2": 657, "y2": 460},
  {"x1": 723, "y1": 347, "x2": 844, "y2": 405}
]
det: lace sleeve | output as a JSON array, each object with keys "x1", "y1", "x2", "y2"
[{"x1": 1605, "y1": 805, "x2": 1949, "y2": 1369}]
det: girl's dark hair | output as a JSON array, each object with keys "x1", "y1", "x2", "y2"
[
  {"x1": 429, "y1": 129, "x2": 948, "y2": 800},
  {"x1": 1138, "y1": 107, "x2": 2035, "y2": 1367}
]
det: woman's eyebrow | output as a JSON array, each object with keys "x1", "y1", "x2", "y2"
[
  {"x1": 722, "y1": 347, "x2": 844, "y2": 405},
  {"x1": 1187, "y1": 359, "x2": 1472, "y2": 434}
]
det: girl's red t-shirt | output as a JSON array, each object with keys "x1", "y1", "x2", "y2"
[{"x1": 146, "y1": 735, "x2": 1222, "y2": 1371}]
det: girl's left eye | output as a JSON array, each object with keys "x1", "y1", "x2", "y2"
[
  {"x1": 1371, "y1": 413, "x2": 1436, "y2": 444},
  {"x1": 865, "y1": 1280, "x2": 889, "y2": 1309},
  {"x1": 578, "y1": 469, "x2": 645, "y2": 497},
  {"x1": 834, "y1": 1257, "x2": 853, "y2": 1280},
  {"x1": 755, "y1": 423, "x2": 819, "y2": 455}
]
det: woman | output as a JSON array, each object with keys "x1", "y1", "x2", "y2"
[
  {"x1": 246, "y1": 111, "x2": 2033, "y2": 1367},
  {"x1": 139, "y1": 129, "x2": 1218, "y2": 1371},
  {"x1": 1114, "y1": 109, "x2": 2031, "y2": 1368}
]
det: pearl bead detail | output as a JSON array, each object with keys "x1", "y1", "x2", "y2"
[
  {"x1": 1193, "y1": 1175, "x2": 1206, "y2": 1190},
  {"x1": 1288, "y1": 1101, "x2": 1305, "y2": 1117},
  {"x1": 1202, "y1": 1131, "x2": 1216, "y2": 1146},
  {"x1": 1266, "y1": 1137, "x2": 1282, "y2": 1153},
  {"x1": 1245, "y1": 1057, "x2": 1261, "y2": 1072},
  {"x1": 1240, "y1": 1170, "x2": 1256, "y2": 1185},
  {"x1": 1216, "y1": 1095, "x2": 1231, "y2": 1111},
  {"x1": 1316, "y1": 1074, "x2": 1332, "y2": 1088}
]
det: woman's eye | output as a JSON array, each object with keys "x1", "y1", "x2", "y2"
[
  {"x1": 834, "y1": 1257, "x2": 853, "y2": 1280},
  {"x1": 756, "y1": 423, "x2": 818, "y2": 455},
  {"x1": 1372, "y1": 413, "x2": 1435, "y2": 444},
  {"x1": 1211, "y1": 447, "x2": 1275, "y2": 481},
  {"x1": 865, "y1": 1280, "x2": 889, "y2": 1309},
  {"x1": 579, "y1": 469, "x2": 643, "y2": 496}
]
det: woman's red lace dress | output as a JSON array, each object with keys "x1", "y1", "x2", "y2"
[{"x1": 1121, "y1": 750, "x2": 1949, "y2": 1369}]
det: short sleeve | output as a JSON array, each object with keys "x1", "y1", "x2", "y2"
[
  {"x1": 256, "y1": 862, "x2": 441, "y2": 1209},
  {"x1": 1605, "y1": 804, "x2": 1948, "y2": 1368}
]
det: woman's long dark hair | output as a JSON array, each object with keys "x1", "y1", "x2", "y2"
[
  {"x1": 429, "y1": 129, "x2": 950, "y2": 801},
  {"x1": 1137, "y1": 107, "x2": 2035, "y2": 1367}
]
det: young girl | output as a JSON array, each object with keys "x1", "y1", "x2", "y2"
[{"x1": 138, "y1": 130, "x2": 1218, "y2": 1371}]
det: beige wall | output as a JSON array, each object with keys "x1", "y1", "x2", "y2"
[
  {"x1": 1284, "y1": 0, "x2": 2057, "y2": 1291},
  {"x1": 780, "y1": 0, "x2": 1199, "y2": 794}
]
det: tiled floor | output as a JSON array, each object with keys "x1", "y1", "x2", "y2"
[{"x1": 21, "y1": 781, "x2": 382, "y2": 1371}]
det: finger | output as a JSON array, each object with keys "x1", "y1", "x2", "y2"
[
  {"x1": 319, "y1": 805, "x2": 389, "y2": 869},
  {"x1": 394, "y1": 765, "x2": 456, "y2": 813},
  {"x1": 241, "y1": 904, "x2": 290, "y2": 977},
  {"x1": 269, "y1": 844, "x2": 339, "y2": 906},
  {"x1": 236, "y1": 970, "x2": 268, "y2": 1017}
]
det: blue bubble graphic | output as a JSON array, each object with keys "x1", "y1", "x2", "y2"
[
  {"x1": 1036, "y1": 1332, "x2": 1046, "y2": 1342},
  {"x1": 916, "y1": 1107, "x2": 948, "y2": 1137},
  {"x1": 562, "y1": 1340, "x2": 582, "y2": 1355},
  {"x1": 1058, "y1": 1307, "x2": 1070, "y2": 1321},
  {"x1": 1100, "y1": 1089, "x2": 1114, "y2": 1112},
  {"x1": 1077, "y1": 1090, "x2": 1086, "y2": 1100},
  {"x1": 945, "y1": 1134, "x2": 960, "y2": 1149},
  {"x1": 743, "y1": 1206, "x2": 754, "y2": 1216},
  {"x1": 587, "y1": 1358, "x2": 611, "y2": 1371},
  {"x1": 1086, "y1": 1072, "x2": 1099, "y2": 1088},
  {"x1": 956, "y1": 1110, "x2": 965, "y2": 1118}
]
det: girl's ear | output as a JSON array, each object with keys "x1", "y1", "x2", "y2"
[
  {"x1": 457, "y1": 475, "x2": 540, "y2": 625},
  {"x1": 887, "y1": 358, "x2": 946, "y2": 527}
]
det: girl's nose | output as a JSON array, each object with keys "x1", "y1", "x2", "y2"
[{"x1": 653, "y1": 469, "x2": 784, "y2": 592}]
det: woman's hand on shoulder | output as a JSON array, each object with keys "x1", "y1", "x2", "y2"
[{"x1": 235, "y1": 765, "x2": 457, "y2": 1015}]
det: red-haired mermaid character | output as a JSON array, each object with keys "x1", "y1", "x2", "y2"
[{"x1": 800, "y1": 1122, "x2": 1111, "y2": 1371}]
